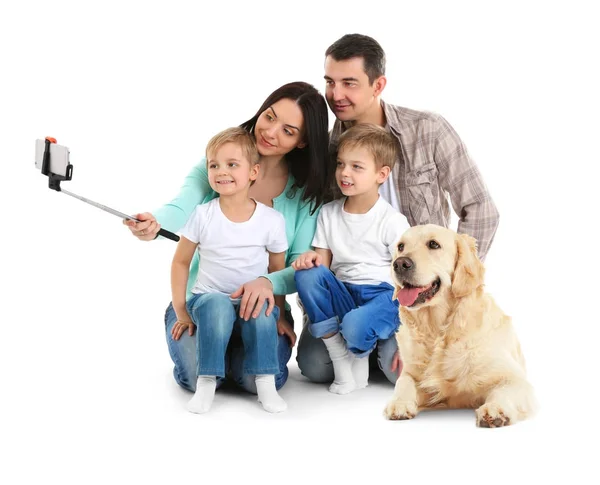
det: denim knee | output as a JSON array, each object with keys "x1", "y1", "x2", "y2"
[
  {"x1": 377, "y1": 336, "x2": 399, "y2": 384},
  {"x1": 340, "y1": 316, "x2": 377, "y2": 357},
  {"x1": 294, "y1": 264, "x2": 329, "y2": 288},
  {"x1": 164, "y1": 302, "x2": 199, "y2": 392},
  {"x1": 248, "y1": 304, "x2": 279, "y2": 330},
  {"x1": 296, "y1": 325, "x2": 334, "y2": 383}
]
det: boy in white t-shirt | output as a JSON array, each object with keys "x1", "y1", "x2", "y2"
[
  {"x1": 293, "y1": 124, "x2": 409, "y2": 394},
  {"x1": 171, "y1": 127, "x2": 288, "y2": 414}
]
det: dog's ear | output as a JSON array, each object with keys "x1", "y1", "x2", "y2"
[{"x1": 451, "y1": 233, "x2": 485, "y2": 298}]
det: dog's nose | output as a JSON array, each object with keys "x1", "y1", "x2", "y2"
[{"x1": 393, "y1": 257, "x2": 414, "y2": 272}]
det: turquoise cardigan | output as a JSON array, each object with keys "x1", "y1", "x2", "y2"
[{"x1": 154, "y1": 160, "x2": 319, "y2": 300}]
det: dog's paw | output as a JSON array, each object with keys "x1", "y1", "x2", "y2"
[
  {"x1": 384, "y1": 399, "x2": 418, "y2": 420},
  {"x1": 476, "y1": 403, "x2": 512, "y2": 428}
]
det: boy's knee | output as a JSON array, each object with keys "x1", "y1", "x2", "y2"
[
  {"x1": 294, "y1": 265, "x2": 328, "y2": 288},
  {"x1": 340, "y1": 317, "x2": 375, "y2": 355},
  {"x1": 249, "y1": 303, "x2": 278, "y2": 329},
  {"x1": 192, "y1": 292, "x2": 233, "y2": 317}
]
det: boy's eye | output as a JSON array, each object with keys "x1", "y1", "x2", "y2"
[{"x1": 353, "y1": 165, "x2": 363, "y2": 170}]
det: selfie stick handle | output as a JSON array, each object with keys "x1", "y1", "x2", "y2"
[{"x1": 42, "y1": 137, "x2": 180, "y2": 242}]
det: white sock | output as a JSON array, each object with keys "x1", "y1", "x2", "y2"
[
  {"x1": 187, "y1": 376, "x2": 217, "y2": 414},
  {"x1": 351, "y1": 354, "x2": 369, "y2": 389},
  {"x1": 322, "y1": 333, "x2": 356, "y2": 394},
  {"x1": 255, "y1": 375, "x2": 287, "y2": 413}
]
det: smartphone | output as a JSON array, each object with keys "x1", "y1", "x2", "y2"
[{"x1": 34, "y1": 139, "x2": 71, "y2": 177}]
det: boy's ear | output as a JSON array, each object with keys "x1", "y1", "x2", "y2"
[
  {"x1": 250, "y1": 163, "x2": 260, "y2": 180},
  {"x1": 377, "y1": 165, "x2": 391, "y2": 184}
]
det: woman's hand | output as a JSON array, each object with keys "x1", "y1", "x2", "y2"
[
  {"x1": 230, "y1": 277, "x2": 275, "y2": 321},
  {"x1": 277, "y1": 318, "x2": 297, "y2": 347},
  {"x1": 292, "y1": 251, "x2": 322, "y2": 270},
  {"x1": 123, "y1": 212, "x2": 161, "y2": 241},
  {"x1": 171, "y1": 319, "x2": 196, "y2": 341}
]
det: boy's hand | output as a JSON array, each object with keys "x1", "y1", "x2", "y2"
[
  {"x1": 277, "y1": 318, "x2": 297, "y2": 347},
  {"x1": 171, "y1": 319, "x2": 196, "y2": 341},
  {"x1": 292, "y1": 251, "x2": 322, "y2": 270}
]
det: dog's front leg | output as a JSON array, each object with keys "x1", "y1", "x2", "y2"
[
  {"x1": 476, "y1": 378, "x2": 537, "y2": 428},
  {"x1": 384, "y1": 373, "x2": 419, "y2": 420}
]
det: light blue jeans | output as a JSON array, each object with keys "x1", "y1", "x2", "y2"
[{"x1": 164, "y1": 293, "x2": 293, "y2": 393}]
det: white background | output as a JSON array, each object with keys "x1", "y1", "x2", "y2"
[{"x1": 1, "y1": 1, "x2": 598, "y2": 483}]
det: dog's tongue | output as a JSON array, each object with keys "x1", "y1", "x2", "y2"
[{"x1": 397, "y1": 287, "x2": 426, "y2": 307}]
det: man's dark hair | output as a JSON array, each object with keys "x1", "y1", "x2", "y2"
[{"x1": 325, "y1": 34, "x2": 386, "y2": 84}]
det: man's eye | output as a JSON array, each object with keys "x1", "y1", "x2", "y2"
[
  {"x1": 428, "y1": 240, "x2": 440, "y2": 249},
  {"x1": 397, "y1": 243, "x2": 404, "y2": 252}
]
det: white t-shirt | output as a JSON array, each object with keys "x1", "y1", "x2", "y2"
[
  {"x1": 312, "y1": 197, "x2": 410, "y2": 286},
  {"x1": 181, "y1": 198, "x2": 288, "y2": 295}
]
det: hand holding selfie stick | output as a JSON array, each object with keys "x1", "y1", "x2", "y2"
[{"x1": 38, "y1": 137, "x2": 180, "y2": 242}]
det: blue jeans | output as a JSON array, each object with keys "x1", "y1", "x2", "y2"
[
  {"x1": 295, "y1": 265, "x2": 400, "y2": 357},
  {"x1": 164, "y1": 293, "x2": 293, "y2": 393}
]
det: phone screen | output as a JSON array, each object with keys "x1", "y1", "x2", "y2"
[{"x1": 34, "y1": 139, "x2": 70, "y2": 177}]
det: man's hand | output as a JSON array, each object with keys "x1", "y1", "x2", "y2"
[
  {"x1": 277, "y1": 318, "x2": 297, "y2": 347},
  {"x1": 292, "y1": 251, "x2": 322, "y2": 270},
  {"x1": 390, "y1": 350, "x2": 403, "y2": 377}
]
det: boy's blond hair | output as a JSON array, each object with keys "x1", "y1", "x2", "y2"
[
  {"x1": 337, "y1": 123, "x2": 397, "y2": 170},
  {"x1": 206, "y1": 127, "x2": 259, "y2": 165}
]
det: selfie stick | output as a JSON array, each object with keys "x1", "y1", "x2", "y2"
[{"x1": 40, "y1": 137, "x2": 180, "y2": 242}]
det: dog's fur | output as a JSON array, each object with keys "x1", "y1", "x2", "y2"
[{"x1": 384, "y1": 225, "x2": 536, "y2": 427}]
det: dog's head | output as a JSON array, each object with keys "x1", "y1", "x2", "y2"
[{"x1": 391, "y1": 224, "x2": 485, "y2": 311}]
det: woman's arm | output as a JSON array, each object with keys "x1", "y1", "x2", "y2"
[
  {"x1": 264, "y1": 201, "x2": 320, "y2": 295},
  {"x1": 125, "y1": 160, "x2": 217, "y2": 240}
]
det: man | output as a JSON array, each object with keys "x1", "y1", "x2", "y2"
[
  {"x1": 324, "y1": 34, "x2": 499, "y2": 256},
  {"x1": 296, "y1": 34, "x2": 499, "y2": 386}
]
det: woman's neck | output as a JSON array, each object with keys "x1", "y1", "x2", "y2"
[{"x1": 257, "y1": 155, "x2": 289, "y2": 180}]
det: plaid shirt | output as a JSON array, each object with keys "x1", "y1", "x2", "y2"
[{"x1": 329, "y1": 100, "x2": 499, "y2": 261}]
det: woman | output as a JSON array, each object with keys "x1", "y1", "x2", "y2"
[{"x1": 125, "y1": 82, "x2": 331, "y2": 394}]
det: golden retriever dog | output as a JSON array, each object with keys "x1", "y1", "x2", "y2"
[{"x1": 384, "y1": 224, "x2": 536, "y2": 427}]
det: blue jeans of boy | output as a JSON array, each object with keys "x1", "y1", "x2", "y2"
[
  {"x1": 294, "y1": 265, "x2": 400, "y2": 357},
  {"x1": 165, "y1": 292, "x2": 290, "y2": 393}
]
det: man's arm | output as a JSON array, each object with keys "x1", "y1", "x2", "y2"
[{"x1": 432, "y1": 115, "x2": 499, "y2": 261}]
